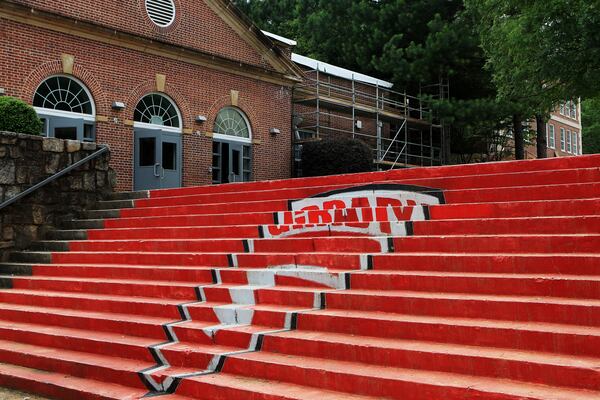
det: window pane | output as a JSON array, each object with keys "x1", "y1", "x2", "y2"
[
  {"x1": 232, "y1": 149, "x2": 240, "y2": 175},
  {"x1": 54, "y1": 127, "x2": 77, "y2": 140},
  {"x1": 139, "y1": 137, "x2": 156, "y2": 166},
  {"x1": 162, "y1": 142, "x2": 176, "y2": 170},
  {"x1": 84, "y1": 124, "x2": 95, "y2": 141}
]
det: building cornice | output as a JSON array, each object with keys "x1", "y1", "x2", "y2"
[
  {"x1": 549, "y1": 114, "x2": 582, "y2": 130},
  {"x1": 0, "y1": 1, "x2": 303, "y2": 87}
]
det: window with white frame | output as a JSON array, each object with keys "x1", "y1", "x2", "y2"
[
  {"x1": 566, "y1": 130, "x2": 572, "y2": 153},
  {"x1": 134, "y1": 93, "x2": 181, "y2": 129},
  {"x1": 560, "y1": 128, "x2": 566, "y2": 151},
  {"x1": 213, "y1": 107, "x2": 251, "y2": 140},
  {"x1": 33, "y1": 75, "x2": 96, "y2": 141},
  {"x1": 572, "y1": 131, "x2": 578, "y2": 155},
  {"x1": 571, "y1": 101, "x2": 577, "y2": 119},
  {"x1": 560, "y1": 102, "x2": 565, "y2": 115},
  {"x1": 547, "y1": 124, "x2": 555, "y2": 149}
]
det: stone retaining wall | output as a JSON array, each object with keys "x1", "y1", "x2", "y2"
[{"x1": 0, "y1": 131, "x2": 115, "y2": 257}]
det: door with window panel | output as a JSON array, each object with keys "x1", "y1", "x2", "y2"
[
  {"x1": 212, "y1": 140, "x2": 251, "y2": 184},
  {"x1": 134, "y1": 129, "x2": 182, "y2": 190}
]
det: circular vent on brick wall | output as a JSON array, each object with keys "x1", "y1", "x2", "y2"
[{"x1": 145, "y1": 0, "x2": 176, "y2": 27}]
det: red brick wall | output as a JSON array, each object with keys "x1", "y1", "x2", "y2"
[
  {"x1": 10, "y1": 0, "x2": 272, "y2": 70},
  {"x1": 0, "y1": 18, "x2": 292, "y2": 191}
]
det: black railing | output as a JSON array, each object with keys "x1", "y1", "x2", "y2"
[{"x1": 0, "y1": 145, "x2": 109, "y2": 212}]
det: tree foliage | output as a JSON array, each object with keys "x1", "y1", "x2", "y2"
[
  {"x1": 0, "y1": 96, "x2": 43, "y2": 136},
  {"x1": 582, "y1": 98, "x2": 600, "y2": 154},
  {"x1": 234, "y1": 0, "x2": 594, "y2": 161}
]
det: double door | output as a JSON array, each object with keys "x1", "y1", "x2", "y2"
[
  {"x1": 134, "y1": 129, "x2": 182, "y2": 190},
  {"x1": 212, "y1": 140, "x2": 251, "y2": 184}
]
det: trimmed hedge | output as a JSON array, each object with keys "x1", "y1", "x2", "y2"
[
  {"x1": 301, "y1": 137, "x2": 373, "y2": 177},
  {"x1": 0, "y1": 96, "x2": 43, "y2": 135}
]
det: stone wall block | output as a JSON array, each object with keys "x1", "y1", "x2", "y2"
[
  {"x1": 69, "y1": 175, "x2": 83, "y2": 190},
  {"x1": 0, "y1": 159, "x2": 15, "y2": 184},
  {"x1": 42, "y1": 138, "x2": 64, "y2": 153},
  {"x1": 81, "y1": 142, "x2": 97, "y2": 151},
  {"x1": 2, "y1": 226, "x2": 14, "y2": 240},
  {"x1": 45, "y1": 154, "x2": 61, "y2": 174},
  {"x1": 83, "y1": 172, "x2": 95, "y2": 191},
  {"x1": 0, "y1": 146, "x2": 7, "y2": 158},
  {"x1": 31, "y1": 205, "x2": 45, "y2": 225},
  {"x1": 96, "y1": 171, "x2": 106, "y2": 188},
  {"x1": 15, "y1": 166, "x2": 28, "y2": 184},
  {"x1": 9, "y1": 145, "x2": 22, "y2": 159},
  {"x1": 66, "y1": 140, "x2": 81, "y2": 153},
  {"x1": 0, "y1": 136, "x2": 17, "y2": 145}
]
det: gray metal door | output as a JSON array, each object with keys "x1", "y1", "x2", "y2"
[{"x1": 134, "y1": 129, "x2": 182, "y2": 191}]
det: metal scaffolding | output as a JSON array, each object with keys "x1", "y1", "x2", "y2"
[{"x1": 292, "y1": 67, "x2": 447, "y2": 173}]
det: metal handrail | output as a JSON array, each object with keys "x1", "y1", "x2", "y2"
[{"x1": 0, "y1": 144, "x2": 109, "y2": 212}]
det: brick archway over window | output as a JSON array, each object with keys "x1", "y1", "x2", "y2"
[
  {"x1": 126, "y1": 81, "x2": 192, "y2": 130},
  {"x1": 21, "y1": 60, "x2": 109, "y2": 116}
]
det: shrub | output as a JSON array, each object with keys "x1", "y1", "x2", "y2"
[
  {"x1": 0, "y1": 96, "x2": 43, "y2": 135},
  {"x1": 301, "y1": 137, "x2": 373, "y2": 177}
]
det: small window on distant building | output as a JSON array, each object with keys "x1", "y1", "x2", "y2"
[
  {"x1": 572, "y1": 132, "x2": 578, "y2": 155},
  {"x1": 560, "y1": 102, "x2": 565, "y2": 115},
  {"x1": 547, "y1": 124, "x2": 555, "y2": 149},
  {"x1": 570, "y1": 101, "x2": 577, "y2": 119},
  {"x1": 566, "y1": 130, "x2": 572, "y2": 153},
  {"x1": 560, "y1": 128, "x2": 566, "y2": 151},
  {"x1": 145, "y1": 0, "x2": 176, "y2": 27}
]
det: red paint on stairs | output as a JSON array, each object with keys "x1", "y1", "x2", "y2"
[{"x1": 0, "y1": 154, "x2": 599, "y2": 399}]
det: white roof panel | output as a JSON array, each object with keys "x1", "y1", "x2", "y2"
[
  {"x1": 291, "y1": 53, "x2": 394, "y2": 89},
  {"x1": 261, "y1": 30, "x2": 297, "y2": 47}
]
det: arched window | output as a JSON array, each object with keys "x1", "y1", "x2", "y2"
[
  {"x1": 33, "y1": 75, "x2": 96, "y2": 141},
  {"x1": 134, "y1": 93, "x2": 181, "y2": 129},
  {"x1": 214, "y1": 107, "x2": 251, "y2": 140},
  {"x1": 34, "y1": 76, "x2": 94, "y2": 115}
]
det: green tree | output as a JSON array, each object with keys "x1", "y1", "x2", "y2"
[
  {"x1": 466, "y1": 0, "x2": 600, "y2": 158},
  {"x1": 234, "y1": 0, "x2": 531, "y2": 162},
  {"x1": 582, "y1": 98, "x2": 600, "y2": 154}
]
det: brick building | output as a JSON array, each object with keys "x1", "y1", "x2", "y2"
[
  {"x1": 542, "y1": 100, "x2": 583, "y2": 157},
  {"x1": 0, "y1": 0, "x2": 303, "y2": 191}
]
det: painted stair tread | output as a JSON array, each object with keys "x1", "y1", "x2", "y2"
[
  {"x1": 145, "y1": 166, "x2": 600, "y2": 199},
  {"x1": 304, "y1": 308, "x2": 600, "y2": 336},
  {"x1": 180, "y1": 372, "x2": 382, "y2": 400},
  {"x1": 0, "y1": 302, "x2": 173, "y2": 325},
  {"x1": 0, "y1": 362, "x2": 148, "y2": 400},
  {"x1": 222, "y1": 351, "x2": 600, "y2": 400},
  {"x1": 3, "y1": 274, "x2": 209, "y2": 288},
  {"x1": 132, "y1": 172, "x2": 600, "y2": 206},
  {"x1": 264, "y1": 328, "x2": 600, "y2": 369},
  {"x1": 0, "y1": 339, "x2": 150, "y2": 388}
]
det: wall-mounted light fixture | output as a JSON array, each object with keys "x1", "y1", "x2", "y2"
[
  {"x1": 0, "y1": 88, "x2": 6, "y2": 96},
  {"x1": 111, "y1": 101, "x2": 126, "y2": 110},
  {"x1": 269, "y1": 128, "x2": 281, "y2": 135},
  {"x1": 355, "y1": 120, "x2": 363, "y2": 130},
  {"x1": 195, "y1": 115, "x2": 207, "y2": 123}
]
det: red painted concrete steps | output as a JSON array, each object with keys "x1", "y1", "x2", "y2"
[{"x1": 0, "y1": 154, "x2": 599, "y2": 399}]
